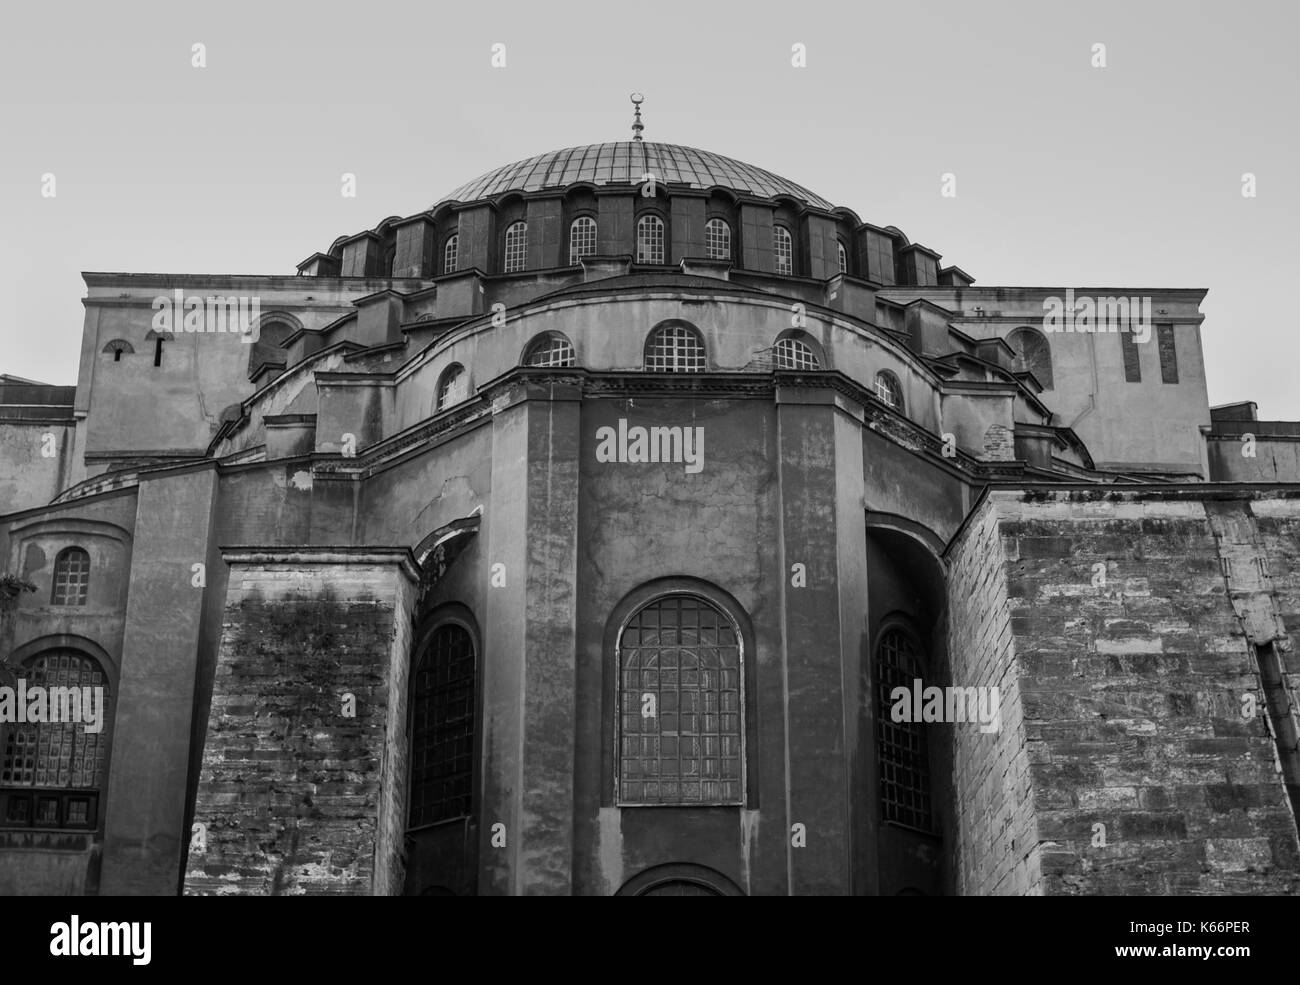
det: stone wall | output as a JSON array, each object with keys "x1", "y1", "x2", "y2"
[
  {"x1": 183, "y1": 550, "x2": 416, "y2": 896},
  {"x1": 945, "y1": 498, "x2": 1040, "y2": 895},
  {"x1": 948, "y1": 489, "x2": 1300, "y2": 896}
]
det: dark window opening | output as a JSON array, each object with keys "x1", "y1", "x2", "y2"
[
  {"x1": 409, "y1": 624, "x2": 476, "y2": 828},
  {"x1": 1157, "y1": 324, "x2": 1179, "y2": 384},
  {"x1": 876, "y1": 625, "x2": 933, "y2": 832}
]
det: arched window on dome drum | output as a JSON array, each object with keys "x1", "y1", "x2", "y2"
[
  {"x1": 644, "y1": 323, "x2": 706, "y2": 373},
  {"x1": 569, "y1": 216, "x2": 597, "y2": 265},
  {"x1": 436, "y1": 364, "x2": 468, "y2": 411},
  {"x1": 409, "y1": 624, "x2": 475, "y2": 827},
  {"x1": 705, "y1": 218, "x2": 731, "y2": 261},
  {"x1": 442, "y1": 234, "x2": 458, "y2": 275},
  {"x1": 503, "y1": 221, "x2": 527, "y2": 273},
  {"x1": 1007, "y1": 327, "x2": 1054, "y2": 391},
  {"x1": 876, "y1": 625, "x2": 932, "y2": 832},
  {"x1": 837, "y1": 241, "x2": 848, "y2": 274},
  {"x1": 874, "y1": 370, "x2": 904, "y2": 413},
  {"x1": 773, "y1": 225, "x2": 793, "y2": 275},
  {"x1": 774, "y1": 336, "x2": 821, "y2": 371},
  {"x1": 523, "y1": 333, "x2": 575, "y2": 368},
  {"x1": 1, "y1": 650, "x2": 110, "y2": 830},
  {"x1": 637, "y1": 215, "x2": 665, "y2": 264},
  {"x1": 52, "y1": 547, "x2": 90, "y2": 606},
  {"x1": 617, "y1": 595, "x2": 744, "y2": 806}
]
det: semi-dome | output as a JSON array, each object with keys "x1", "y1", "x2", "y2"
[{"x1": 438, "y1": 141, "x2": 834, "y2": 211}]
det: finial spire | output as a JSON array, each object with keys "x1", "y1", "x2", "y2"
[{"x1": 630, "y1": 92, "x2": 645, "y2": 142}]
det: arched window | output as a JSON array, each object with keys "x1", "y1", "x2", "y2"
[
  {"x1": 644, "y1": 322, "x2": 706, "y2": 373},
  {"x1": 1, "y1": 650, "x2": 110, "y2": 830},
  {"x1": 436, "y1": 364, "x2": 468, "y2": 411},
  {"x1": 876, "y1": 624, "x2": 932, "y2": 831},
  {"x1": 101, "y1": 340, "x2": 133, "y2": 362},
  {"x1": 837, "y1": 241, "x2": 848, "y2": 274},
  {"x1": 523, "y1": 333, "x2": 575, "y2": 368},
  {"x1": 617, "y1": 595, "x2": 743, "y2": 805},
  {"x1": 409, "y1": 623, "x2": 475, "y2": 827},
  {"x1": 247, "y1": 319, "x2": 295, "y2": 381},
  {"x1": 383, "y1": 243, "x2": 397, "y2": 276},
  {"x1": 503, "y1": 221, "x2": 527, "y2": 273},
  {"x1": 637, "y1": 214, "x2": 665, "y2": 264},
  {"x1": 874, "y1": 370, "x2": 904, "y2": 412},
  {"x1": 442, "y1": 234, "x2": 459, "y2": 275},
  {"x1": 51, "y1": 547, "x2": 90, "y2": 606},
  {"x1": 773, "y1": 336, "x2": 821, "y2": 370},
  {"x1": 773, "y1": 225, "x2": 793, "y2": 275},
  {"x1": 1007, "y1": 327, "x2": 1054, "y2": 391},
  {"x1": 569, "y1": 216, "x2": 597, "y2": 265},
  {"x1": 705, "y1": 218, "x2": 731, "y2": 261}
]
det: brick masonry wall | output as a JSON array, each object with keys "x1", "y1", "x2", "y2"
[
  {"x1": 946, "y1": 499, "x2": 1041, "y2": 895},
  {"x1": 959, "y1": 490, "x2": 1300, "y2": 895},
  {"x1": 184, "y1": 555, "x2": 415, "y2": 896}
]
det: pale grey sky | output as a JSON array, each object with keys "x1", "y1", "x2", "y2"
[{"x1": 1, "y1": 0, "x2": 1296, "y2": 414}]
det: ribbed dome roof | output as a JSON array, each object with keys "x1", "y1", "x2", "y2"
[{"x1": 438, "y1": 142, "x2": 833, "y2": 210}]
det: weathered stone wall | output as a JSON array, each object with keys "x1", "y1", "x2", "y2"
[
  {"x1": 183, "y1": 551, "x2": 416, "y2": 896},
  {"x1": 945, "y1": 498, "x2": 1040, "y2": 895},
  {"x1": 949, "y1": 489, "x2": 1300, "y2": 896}
]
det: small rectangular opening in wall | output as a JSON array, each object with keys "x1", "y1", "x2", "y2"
[{"x1": 1253, "y1": 642, "x2": 1300, "y2": 835}]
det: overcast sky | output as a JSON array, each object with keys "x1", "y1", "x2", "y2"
[{"x1": 1, "y1": 0, "x2": 1295, "y2": 415}]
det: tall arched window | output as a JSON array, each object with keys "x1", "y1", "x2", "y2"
[
  {"x1": 705, "y1": 218, "x2": 731, "y2": 261},
  {"x1": 1007, "y1": 327, "x2": 1054, "y2": 391},
  {"x1": 837, "y1": 241, "x2": 848, "y2": 274},
  {"x1": 503, "y1": 221, "x2": 528, "y2": 273},
  {"x1": 876, "y1": 624, "x2": 932, "y2": 831},
  {"x1": 637, "y1": 214, "x2": 665, "y2": 264},
  {"x1": 774, "y1": 335, "x2": 821, "y2": 370},
  {"x1": 523, "y1": 332, "x2": 575, "y2": 368},
  {"x1": 51, "y1": 547, "x2": 90, "y2": 606},
  {"x1": 644, "y1": 322, "x2": 706, "y2": 372},
  {"x1": 436, "y1": 364, "x2": 468, "y2": 411},
  {"x1": 569, "y1": 216, "x2": 597, "y2": 265},
  {"x1": 1, "y1": 650, "x2": 110, "y2": 830},
  {"x1": 773, "y1": 225, "x2": 793, "y2": 275},
  {"x1": 442, "y1": 234, "x2": 459, "y2": 275},
  {"x1": 874, "y1": 370, "x2": 904, "y2": 412},
  {"x1": 617, "y1": 595, "x2": 743, "y2": 805},
  {"x1": 409, "y1": 624, "x2": 476, "y2": 827}
]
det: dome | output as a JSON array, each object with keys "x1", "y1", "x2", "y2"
[{"x1": 437, "y1": 141, "x2": 834, "y2": 210}]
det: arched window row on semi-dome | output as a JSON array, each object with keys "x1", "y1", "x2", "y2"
[
  {"x1": 436, "y1": 363, "x2": 469, "y2": 411},
  {"x1": 522, "y1": 332, "x2": 576, "y2": 368},
  {"x1": 644, "y1": 321, "x2": 707, "y2": 372},
  {"x1": 773, "y1": 333, "x2": 822, "y2": 371},
  {"x1": 874, "y1": 370, "x2": 904, "y2": 413}
]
